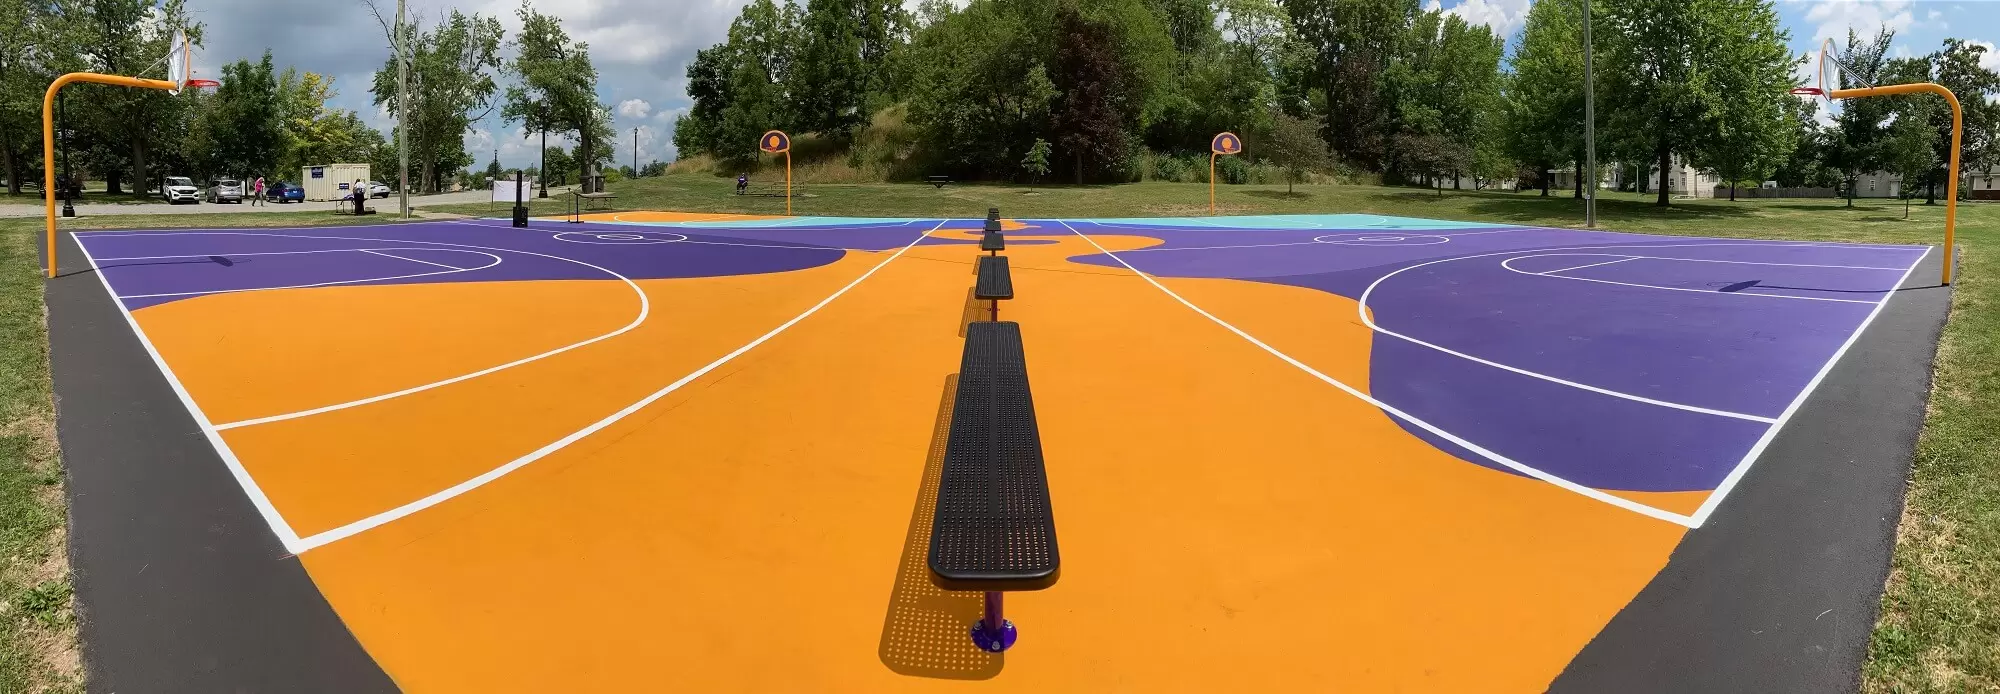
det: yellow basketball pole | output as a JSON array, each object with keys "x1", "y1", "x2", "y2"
[
  {"x1": 785, "y1": 151, "x2": 792, "y2": 216},
  {"x1": 1209, "y1": 152, "x2": 1217, "y2": 215},
  {"x1": 43, "y1": 72, "x2": 180, "y2": 277},
  {"x1": 1828, "y1": 82, "x2": 1961, "y2": 284}
]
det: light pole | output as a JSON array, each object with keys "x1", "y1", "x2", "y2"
[
  {"x1": 1582, "y1": 0, "x2": 1597, "y2": 228},
  {"x1": 632, "y1": 127, "x2": 638, "y2": 178},
  {"x1": 396, "y1": 0, "x2": 409, "y2": 218}
]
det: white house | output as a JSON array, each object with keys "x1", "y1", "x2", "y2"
[
  {"x1": 1550, "y1": 154, "x2": 1718, "y2": 198},
  {"x1": 1964, "y1": 165, "x2": 2000, "y2": 197},
  {"x1": 1853, "y1": 171, "x2": 1904, "y2": 198}
]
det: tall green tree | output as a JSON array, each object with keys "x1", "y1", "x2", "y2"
[
  {"x1": 1506, "y1": 0, "x2": 1587, "y2": 196},
  {"x1": 791, "y1": 0, "x2": 866, "y2": 137},
  {"x1": 1282, "y1": 0, "x2": 1419, "y2": 168},
  {"x1": 1386, "y1": 10, "x2": 1502, "y2": 189},
  {"x1": 198, "y1": 52, "x2": 284, "y2": 180},
  {"x1": 1050, "y1": 4, "x2": 1134, "y2": 183},
  {"x1": 504, "y1": 2, "x2": 603, "y2": 191},
  {"x1": 371, "y1": 8, "x2": 504, "y2": 193},
  {"x1": 1263, "y1": 109, "x2": 1331, "y2": 192},
  {"x1": 1828, "y1": 28, "x2": 1894, "y2": 207},
  {"x1": 1920, "y1": 39, "x2": 2000, "y2": 202},
  {"x1": 57, "y1": 0, "x2": 202, "y2": 193},
  {"x1": 1688, "y1": 0, "x2": 1798, "y2": 201},
  {"x1": 1883, "y1": 101, "x2": 1937, "y2": 217},
  {"x1": 0, "y1": 0, "x2": 55, "y2": 194}
]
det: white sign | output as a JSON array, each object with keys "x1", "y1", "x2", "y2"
[{"x1": 491, "y1": 178, "x2": 533, "y2": 203}]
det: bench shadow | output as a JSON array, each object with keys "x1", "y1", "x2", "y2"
[
  {"x1": 957, "y1": 287, "x2": 982, "y2": 337},
  {"x1": 876, "y1": 374, "x2": 1004, "y2": 680}
]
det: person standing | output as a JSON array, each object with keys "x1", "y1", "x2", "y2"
[{"x1": 251, "y1": 176, "x2": 265, "y2": 206}]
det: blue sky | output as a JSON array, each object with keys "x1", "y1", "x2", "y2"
[{"x1": 195, "y1": 0, "x2": 2000, "y2": 170}]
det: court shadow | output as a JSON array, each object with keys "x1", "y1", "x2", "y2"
[
  {"x1": 1242, "y1": 190, "x2": 1314, "y2": 200},
  {"x1": 957, "y1": 287, "x2": 983, "y2": 337},
  {"x1": 876, "y1": 374, "x2": 1003, "y2": 680}
]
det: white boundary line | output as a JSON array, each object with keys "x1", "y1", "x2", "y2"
[
  {"x1": 287, "y1": 219, "x2": 946, "y2": 551},
  {"x1": 1540, "y1": 257, "x2": 1639, "y2": 275},
  {"x1": 1687, "y1": 246, "x2": 1931, "y2": 524},
  {"x1": 73, "y1": 239, "x2": 307, "y2": 551},
  {"x1": 1056, "y1": 220, "x2": 1701, "y2": 527}
]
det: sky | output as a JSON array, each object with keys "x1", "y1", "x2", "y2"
[{"x1": 183, "y1": 0, "x2": 2000, "y2": 170}]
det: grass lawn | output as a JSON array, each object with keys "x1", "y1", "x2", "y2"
[{"x1": 0, "y1": 184, "x2": 1991, "y2": 690}]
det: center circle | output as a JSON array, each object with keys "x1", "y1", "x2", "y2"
[
  {"x1": 551, "y1": 231, "x2": 690, "y2": 245},
  {"x1": 1312, "y1": 233, "x2": 1450, "y2": 246}
]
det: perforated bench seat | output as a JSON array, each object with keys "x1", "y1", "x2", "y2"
[
  {"x1": 980, "y1": 232, "x2": 1005, "y2": 252},
  {"x1": 928, "y1": 321, "x2": 1059, "y2": 592},
  {"x1": 975, "y1": 255, "x2": 1013, "y2": 301}
]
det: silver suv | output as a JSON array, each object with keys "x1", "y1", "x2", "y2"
[
  {"x1": 162, "y1": 176, "x2": 199, "y2": 204},
  {"x1": 206, "y1": 179, "x2": 243, "y2": 204}
]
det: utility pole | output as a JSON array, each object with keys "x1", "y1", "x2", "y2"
[
  {"x1": 1582, "y1": 0, "x2": 1597, "y2": 228},
  {"x1": 632, "y1": 128, "x2": 639, "y2": 178},
  {"x1": 396, "y1": 0, "x2": 409, "y2": 218},
  {"x1": 538, "y1": 127, "x2": 548, "y2": 197}
]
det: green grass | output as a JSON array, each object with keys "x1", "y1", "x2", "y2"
[{"x1": 0, "y1": 185, "x2": 1992, "y2": 690}]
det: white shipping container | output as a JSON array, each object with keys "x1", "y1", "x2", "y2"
[{"x1": 302, "y1": 163, "x2": 371, "y2": 201}]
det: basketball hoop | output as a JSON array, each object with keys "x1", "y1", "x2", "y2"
[
  {"x1": 184, "y1": 79, "x2": 220, "y2": 89},
  {"x1": 1789, "y1": 87, "x2": 1824, "y2": 96}
]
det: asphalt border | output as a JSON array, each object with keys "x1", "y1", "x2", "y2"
[
  {"x1": 1550, "y1": 247, "x2": 1953, "y2": 693},
  {"x1": 42, "y1": 231, "x2": 396, "y2": 693}
]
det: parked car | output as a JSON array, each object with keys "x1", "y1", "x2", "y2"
[
  {"x1": 265, "y1": 181, "x2": 305, "y2": 204},
  {"x1": 368, "y1": 181, "x2": 391, "y2": 198},
  {"x1": 205, "y1": 179, "x2": 243, "y2": 204},
  {"x1": 161, "y1": 176, "x2": 199, "y2": 204}
]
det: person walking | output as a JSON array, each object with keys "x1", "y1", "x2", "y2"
[{"x1": 251, "y1": 176, "x2": 265, "y2": 206}]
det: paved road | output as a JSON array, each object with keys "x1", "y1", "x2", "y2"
[{"x1": 0, "y1": 189, "x2": 495, "y2": 218}]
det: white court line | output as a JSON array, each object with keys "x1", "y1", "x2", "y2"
[
  {"x1": 680, "y1": 239, "x2": 849, "y2": 252},
  {"x1": 85, "y1": 232, "x2": 653, "y2": 431},
  {"x1": 1118, "y1": 241, "x2": 1321, "y2": 253},
  {"x1": 1689, "y1": 246, "x2": 1931, "y2": 525},
  {"x1": 1501, "y1": 259, "x2": 1883, "y2": 304},
  {"x1": 1540, "y1": 257, "x2": 1638, "y2": 274},
  {"x1": 73, "y1": 238, "x2": 306, "y2": 552},
  {"x1": 360, "y1": 248, "x2": 465, "y2": 271},
  {"x1": 112, "y1": 251, "x2": 503, "y2": 299},
  {"x1": 1056, "y1": 220, "x2": 1701, "y2": 527},
  {"x1": 289, "y1": 219, "x2": 947, "y2": 551},
  {"x1": 1355, "y1": 241, "x2": 1931, "y2": 421}
]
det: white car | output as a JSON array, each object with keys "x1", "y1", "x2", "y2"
[
  {"x1": 161, "y1": 176, "x2": 199, "y2": 204},
  {"x1": 368, "y1": 181, "x2": 391, "y2": 198}
]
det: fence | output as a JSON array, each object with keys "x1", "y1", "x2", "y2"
[{"x1": 1712, "y1": 186, "x2": 1837, "y2": 199}]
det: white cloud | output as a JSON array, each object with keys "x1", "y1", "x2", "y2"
[
  {"x1": 1438, "y1": 0, "x2": 1531, "y2": 39},
  {"x1": 1973, "y1": 41, "x2": 2000, "y2": 73},
  {"x1": 617, "y1": 98, "x2": 653, "y2": 119},
  {"x1": 1794, "y1": 0, "x2": 1917, "y2": 49}
]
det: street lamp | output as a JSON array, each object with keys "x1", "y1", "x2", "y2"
[{"x1": 1582, "y1": 0, "x2": 1597, "y2": 228}]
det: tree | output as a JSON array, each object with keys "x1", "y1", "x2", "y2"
[
  {"x1": 1050, "y1": 5, "x2": 1133, "y2": 183},
  {"x1": 1884, "y1": 103, "x2": 1937, "y2": 218},
  {"x1": 199, "y1": 53, "x2": 284, "y2": 180},
  {"x1": 1599, "y1": 0, "x2": 1791, "y2": 206},
  {"x1": 504, "y1": 1, "x2": 602, "y2": 192},
  {"x1": 791, "y1": 0, "x2": 866, "y2": 137},
  {"x1": 1688, "y1": 0, "x2": 1798, "y2": 201},
  {"x1": 0, "y1": 0, "x2": 55, "y2": 194},
  {"x1": 1020, "y1": 137, "x2": 1050, "y2": 182},
  {"x1": 1922, "y1": 39, "x2": 2000, "y2": 202},
  {"x1": 1386, "y1": 10, "x2": 1502, "y2": 189},
  {"x1": 1506, "y1": 0, "x2": 1586, "y2": 197},
  {"x1": 1771, "y1": 95, "x2": 1838, "y2": 187},
  {"x1": 1263, "y1": 109, "x2": 1330, "y2": 192},
  {"x1": 58, "y1": 0, "x2": 203, "y2": 194},
  {"x1": 1283, "y1": 0, "x2": 1420, "y2": 169},
  {"x1": 370, "y1": 6, "x2": 504, "y2": 193},
  {"x1": 1827, "y1": 28, "x2": 1894, "y2": 207},
  {"x1": 541, "y1": 145, "x2": 575, "y2": 185}
]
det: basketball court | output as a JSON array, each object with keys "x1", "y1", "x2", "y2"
[{"x1": 46, "y1": 212, "x2": 1948, "y2": 691}]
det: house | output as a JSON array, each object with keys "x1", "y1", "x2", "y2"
[
  {"x1": 1547, "y1": 153, "x2": 1718, "y2": 198},
  {"x1": 1852, "y1": 171, "x2": 1903, "y2": 198},
  {"x1": 1964, "y1": 165, "x2": 2000, "y2": 199}
]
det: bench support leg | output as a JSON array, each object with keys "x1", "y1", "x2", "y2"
[
  {"x1": 971, "y1": 592, "x2": 1017, "y2": 653},
  {"x1": 988, "y1": 300, "x2": 999, "y2": 322}
]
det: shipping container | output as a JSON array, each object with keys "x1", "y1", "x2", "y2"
[{"x1": 301, "y1": 163, "x2": 371, "y2": 201}]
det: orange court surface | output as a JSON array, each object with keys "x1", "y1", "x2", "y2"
[{"x1": 53, "y1": 210, "x2": 1943, "y2": 691}]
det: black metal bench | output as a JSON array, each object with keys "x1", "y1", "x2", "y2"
[
  {"x1": 980, "y1": 218, "x2": 1005, "y2": 254},
  {"x1": 928, "y1": 320, "x2": 1057, "y2": 652},
  {"x1": 974, "y1": 255, "x2": 1012, "y2": 320},
  {"x1": 927, "y1": 175, "x2": 952, "y2": 189},
  {"x1": 566, "y1": 191, "x2": 618, "y2": 223}
]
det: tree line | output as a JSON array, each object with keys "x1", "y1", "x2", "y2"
[
  {"x1": 0, "y1": 0, "x2": 622, "y2": 197},
  {"x1": 674, "y1": 0, "x2": 2000, "y2": 206}
]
